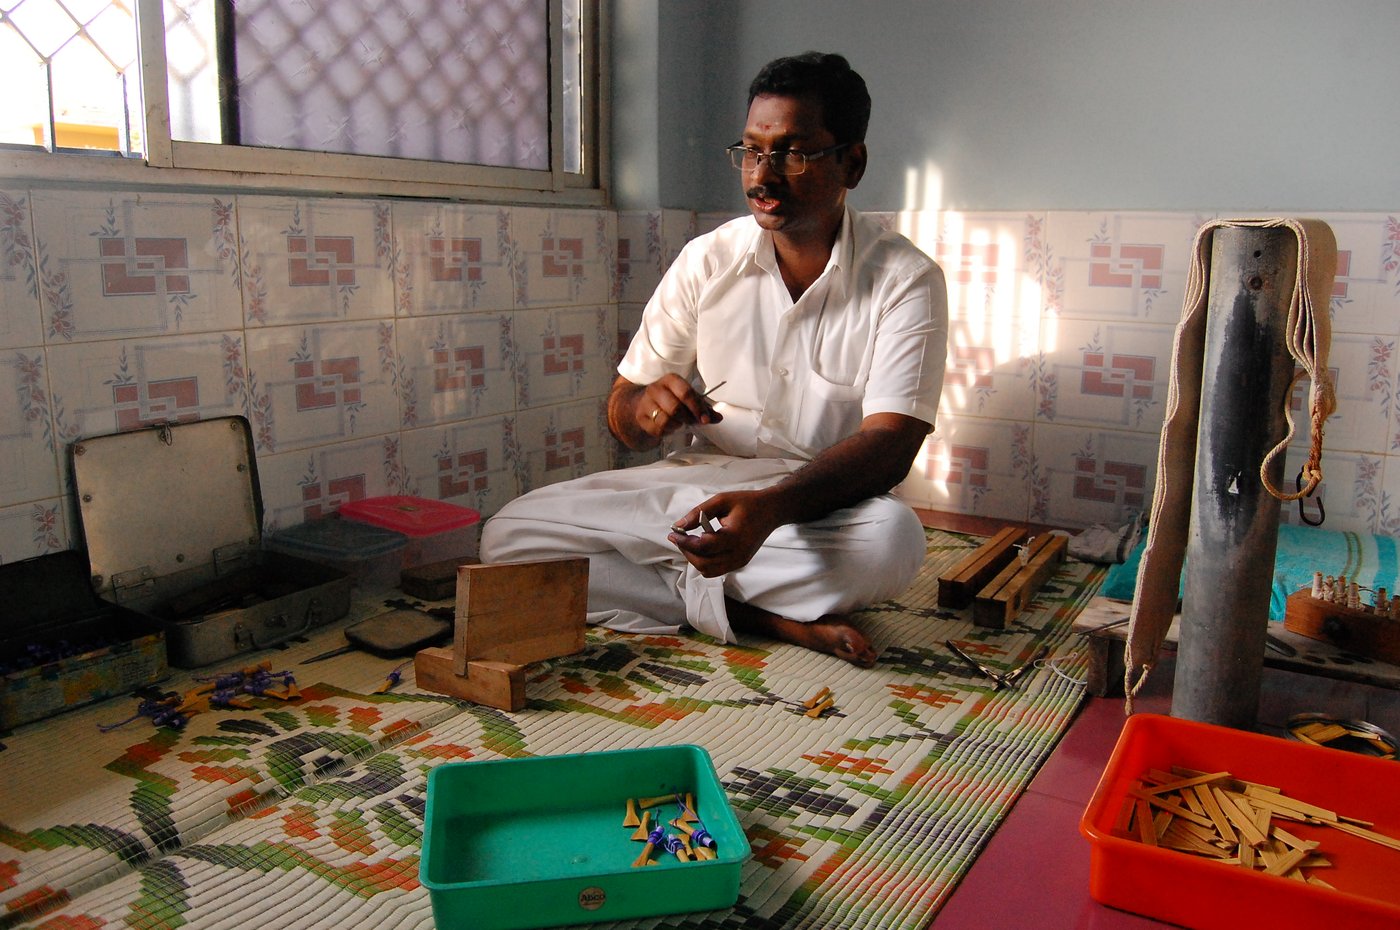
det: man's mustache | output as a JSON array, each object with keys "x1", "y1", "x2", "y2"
[{"x1": 746, "y1": 185, "x2": 783, "y2": 200}]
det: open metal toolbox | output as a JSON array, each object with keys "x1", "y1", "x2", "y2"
[
  {"x1": 72, "y1": 416, "x2": 351, "y2": 668},
  {"x1": 0, "y1": 548, "x2": 167, "y2": 730}
]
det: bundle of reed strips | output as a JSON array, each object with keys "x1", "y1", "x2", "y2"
[{"x1": 1116, "y1": 766, "x2": 1400, "y2": 883}]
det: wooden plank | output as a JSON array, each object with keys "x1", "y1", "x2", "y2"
[
  {"x1": 453, "y1": 557, "x2": 588, "y2": 675},
  {"x1": 1283, "y1": 588, "x2": 1400, "y2": 665},
  {"x1": 414, "y1": 645, "x2": 527, "y2": 711},
  {"x1": 973, "y1": 534, "x2": 1068, "y2": 628},
  {"x1": 937, "y1": 527, "x2": 1024, "y2": 608}
]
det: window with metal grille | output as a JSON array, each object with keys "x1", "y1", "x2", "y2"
[{"x1": 0, "y1": 0, "x2": 602, "y2": 200}]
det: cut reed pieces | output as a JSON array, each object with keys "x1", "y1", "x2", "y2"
[{"x1": 1115, "y1": 767, "x2": 1399, "y2": 883}]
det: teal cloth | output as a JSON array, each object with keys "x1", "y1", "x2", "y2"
[{"x1": 1100, "y1": 524, "x2": 1399, "y2": 620}]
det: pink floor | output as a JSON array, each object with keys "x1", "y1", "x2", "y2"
[{"x1": 931, "y1": 665, "x2": 1176, "y2": 929}]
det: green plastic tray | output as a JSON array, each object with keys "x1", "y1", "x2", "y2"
[{"x1": 421, "y1": 744, "x2": 750, "y2": 929}]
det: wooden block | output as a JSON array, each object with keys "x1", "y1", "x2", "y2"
[
  {"x1": 972, "y1": 534, "x2": 1068, "y2": 628},
  {"x1": 414, "y1": 645, "x2": 527, "y2": 711},
  {"x1": 453, "y1": 558, "x2": 588, "y2": 675},
  {"x1": 1283, "y1": 589, "x2": 1400, "y2": 665},
  {"x1": 937, "y1": 527, "x2": 1024, "y2": 608},
  {"x1": 399, "y1": 556, "x2": 479, "y2": 601}
]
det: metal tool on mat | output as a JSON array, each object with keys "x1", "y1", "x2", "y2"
[
  {"x1": 945, "y1": 640, "x2": 1049, "y2": 690},
  {"x1": 300, "y1": 601, "x2": 454, "y2": 665}
]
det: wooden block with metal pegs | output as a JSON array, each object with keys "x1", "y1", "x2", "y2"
[
  {"x1": 972, "y1": 534, "x2": 1068, "y2": 629},
  {"x1": 414, "y1": 557, "x2": 588, "y2": 711},
  {"x1": 1283, "y1": 588, "x2": 1400, "y2": 665}
]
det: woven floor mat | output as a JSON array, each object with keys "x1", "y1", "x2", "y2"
[
  {"x1": 0, "y1": 593, "x2": 469, "y2": 923},
  {"x1": 6, "y1": 530, "x2": 1104, "y2": 929}
]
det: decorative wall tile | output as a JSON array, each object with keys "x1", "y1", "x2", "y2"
[
  {"x1": 1276, "y1": 332, "x2": 1392, "y2": 456},
  {"x1": 617, "y1": 303, "x2": 645, "y2": 367},
  {"x1": 1376, "y1": 454, "x2": 1400, "y2": 538},
  {"x1": 941, "y1": 310, "x2": 1038, "y2": 424},
  {"x1": 514, "y1": 397, "x2": 610, "y2": 494},
  {"x1": 1280, "y1": 446, "x2": 1379, "y2": 536},
  {"x1": 1036, "y1": 318, "x2": 1174, "y2": 434},
  {"x1": 257, "y1": 436, "x2": 404, "y2": 534},
  {"x1": 0, "y1": 349, "x2": 61, "y2": 508},
  {"x1": 695, "y1": 212, "x2": 739, "y2": 237},
  {"x1": 394, "y1": 313, "x2": 516, "y2": 428},
  {"x1": 0, "y1": 497, "x2": 67, "y2": 565},
  {"x1": 44, "y1": 332, "x2": 251, "y2": 446},
  {"x1": 903, "y1": 212, "x2": 1035, "y2": 321},
  {"x1": 244, "y1": 322, "x2": 399, "y2": 454},
  {"x1": 30, "y1": 190, "x2": 244, "y2": 343},
  {"x1": 236, "y1": 196, "x2": 394, "y2": 325},
  {"x1": 616, "y1": 211, "x2": 666, "y2": 304},
  {"x1": 0, "y1": 189, "x2": 42, "y2": 350},
  {"x1": 1032, "y1": 422, "x2": 1159, "y2": 529},
  {"x1": 1050, "y1": 211, "x2": 1212, "y2": 325},
  {"x1": 1313, "y1": 212, "x2": 1396, "y2": 336},
  {"x1": 514, "y1": 305, "x2": 617, "y2": 409},
  {"x1": 511, "y1": 208, "x2": 614, "y2": 308},
  {"x1": 895, "y1": 418, "x2": 1032, "y2": 524},
  {"x1": 661, "y1": 208, "x2": 698, "y2": 266},
  {"x1": 398, "y1": 418, "x2": 518, "y2": 520},
  {"x1": 390, "y1": 201, "x2": 516, "y2": 316}
]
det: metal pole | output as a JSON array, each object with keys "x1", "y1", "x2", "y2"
[{"x1": 1171, "y1": 226, "x2": 1297, "y2": 729}]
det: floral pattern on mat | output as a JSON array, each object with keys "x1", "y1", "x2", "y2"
[{"x1": 3, "y1": 531, "x2": 1104, "y2": 929}]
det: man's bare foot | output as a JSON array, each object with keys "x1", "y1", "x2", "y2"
[{"x1": 725, "y1": 599, "x2": 878, "y2": 668}]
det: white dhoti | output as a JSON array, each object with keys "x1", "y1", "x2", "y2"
[{"x1": 478, "y1": 453, "x2": 927, "y2": 644}]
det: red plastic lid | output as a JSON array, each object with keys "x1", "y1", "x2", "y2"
[{"x1": 338, "y1": 495, "x2": 481, "y2": 536}]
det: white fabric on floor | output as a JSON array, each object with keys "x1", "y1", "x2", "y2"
[{"x1": 480, "y1": 452, "x2": 927, "y2": 643}]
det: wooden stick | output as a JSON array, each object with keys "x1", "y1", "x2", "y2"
[
  {"x1": 631, "y1": 809, "x2": 652, "y2": 841},
  {"x1": 622, "y1": 797, "x2": 641, "y2": 828}
]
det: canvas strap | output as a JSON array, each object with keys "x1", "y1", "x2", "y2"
[{"x1": 1123, "y1": 218, "x2": 1337, "y2": 710}]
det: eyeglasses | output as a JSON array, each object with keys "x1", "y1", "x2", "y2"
[{"x1": 726, "y1": 142, "x2": 850, "y2": 176}]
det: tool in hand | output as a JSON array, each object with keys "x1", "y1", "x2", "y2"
[{"x1": 945, "y1": 640, "x2": 1048, "y2": 690}]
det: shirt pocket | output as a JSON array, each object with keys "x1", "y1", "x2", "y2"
[{"x1": 793, "y1": 371, "x2": 866, "y2": 455}]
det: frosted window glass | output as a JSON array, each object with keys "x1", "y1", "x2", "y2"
[{"x1": 231, "y1": 0, "x2": 549, "y2": 169}]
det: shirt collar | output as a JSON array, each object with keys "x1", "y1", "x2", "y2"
[{"x1": 745, "y1": 207, "x2": 855, "y2": 294}]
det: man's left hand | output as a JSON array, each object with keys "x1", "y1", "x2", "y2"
[{"x1": 666, "y1": 490, "x2": 776, "y2": 577}]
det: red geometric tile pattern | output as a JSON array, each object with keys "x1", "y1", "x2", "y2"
[
  {"x1": 438, "y1": 448, "x2": 489, "y2": 497},
  {"x1": 293, "y1": 358, "x2": 362, "y2": 410},
  {"x1": 1088, "y1": 242, "x2": 1163, "y2": 289},
  {"x1": 287, "y1": 236, "x2": 356, "y2": 287},
  {"x1": 432, "y1": 346, "x2": 486, "y2": 392},
  {"x1": 1074, "y1": 456, "x2": 1146, "y2": 507},
  {"x1": 428, "y1": 237, "x2": 484, "y2": 282},
  {"x1": 111, "y1": 377, "x2": 201, "y2": 430},
  {"x1": 99, "y1": 237, "x2": 192, "y2": 296},
  {"x1": 1081, "y1": 351, "x2": 1154, "y2": 400},
  {"x1": 541, "y1": 237, "x2": 583, "y2": 277}
]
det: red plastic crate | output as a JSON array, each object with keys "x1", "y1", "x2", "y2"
[
  {"x1": 1081, "y1": 713, "x2": 1400, "y2": 930},
  {"x1": 339, "y1": 496, "x2": 481, "y2": 568}
]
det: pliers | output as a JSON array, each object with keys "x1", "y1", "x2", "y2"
[{"x1": 945, "y1": 640, "x2": 1049, "y2": 690}]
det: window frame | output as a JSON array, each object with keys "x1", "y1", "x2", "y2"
[{"x1": 0, "y1": 0, "x2": 608, "y2": 206}]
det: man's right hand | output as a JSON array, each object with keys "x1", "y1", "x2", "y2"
[{"x1": 606, "y1": 374, "x2": 722, "y2": 450}]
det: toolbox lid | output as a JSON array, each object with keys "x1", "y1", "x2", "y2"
[
  {"x1": 338, "y1": 495, "x2": 481, "y2": 537},
  {"x1": 265, "y1": 515, "x2": 407, "y2": 560},
  {"x1": 73, "y1": 417, "x2": 262, "y2": 602},
  {"x1": 0, "y1": 549, "x2": 109, "y2": 639}
]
